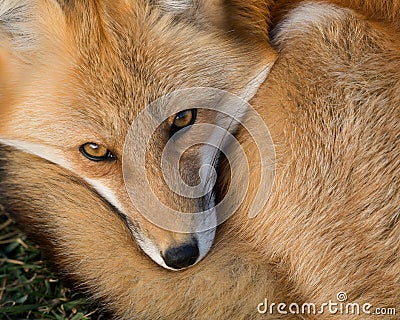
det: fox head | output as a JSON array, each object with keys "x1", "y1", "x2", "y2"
[{"x1": 0, "y1": 0, "x2": 276, "y2": 270}]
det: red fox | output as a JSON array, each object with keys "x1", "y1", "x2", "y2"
[
  {"x1": 0, "y1": 0, "x2": 277, "y2": 271},
  {"x1": 1, "y1": 0, "x2": 399, "y2": 319}
]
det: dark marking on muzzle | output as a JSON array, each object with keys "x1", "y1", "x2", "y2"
[{"x1": 162, "y1": 240, "x2": 200, "y2": 269}]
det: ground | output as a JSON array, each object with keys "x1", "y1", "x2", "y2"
[{"x1": 0, "y1": 206, "x2": 104, "y2": 320}]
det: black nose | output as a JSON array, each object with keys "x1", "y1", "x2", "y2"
[{"x1": 162, "y1": 242, "x2": 200, "y2": 269}]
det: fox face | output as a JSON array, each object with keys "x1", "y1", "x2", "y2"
[
  {"x1": 1, "y1": 1, "x2": 400, "y2": 319},
  {"x1": 0, "y1": 0, "x2": 276, "y2": 269}
]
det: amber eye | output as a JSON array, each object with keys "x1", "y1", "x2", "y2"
[
  {"x1": 80, "y1": 143, "x2": 116, "y2": 162},
  {"x1": 170, "y1": 109, "x2": 197, "y2": 137}
]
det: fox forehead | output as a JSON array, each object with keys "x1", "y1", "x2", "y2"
[
  {"x1": 62, "y1": 4, "x2": 266, "y2": 123},
  {"x1": 1, "y1": 0, "x2": 276, "y2": 153},
  {"x1": 66, "y1": 9, "x2": 228, "y2": 124},
  {"x1": 1, "y1": 0, "x2": 276, "y2": 148}
]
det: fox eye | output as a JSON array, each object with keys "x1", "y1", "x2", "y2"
[
  {"x1": 80, "y1": 143, "x2": 116, "y2": 162},
  {"x1": 170, "y1": 109, "x2": 197, "y2": 137}
]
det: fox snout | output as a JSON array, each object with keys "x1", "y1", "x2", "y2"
[
  {"x1": 162, "y1": 238, "x2": 199, "y2": 269},
  {"x1": 158, "y1": 229, "x2": 216, "y2": 270},
  {"x1": 130, "y1": 218, "x2": 216, "y2": 271}
]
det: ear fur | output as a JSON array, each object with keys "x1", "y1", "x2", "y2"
[
  {"x1": 0, "y1": 0, "x2": 71, "y2": 161},
  {"x1": 0, "y1": 0, "x2": 68, "y2": 57},
  {"x1": 0, "y1": 0, "x2": 37, "y2": 50}
]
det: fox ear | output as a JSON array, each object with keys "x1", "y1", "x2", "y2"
[
  {"x1": 0, "y1": 0, "x2": 67, "y2": 55},
  {"x1": 0, "y1": 1, "x2": 68, "y2": 163},
  {"x1": 155, "y1": 0, "x2": 273, "y2": 44}
]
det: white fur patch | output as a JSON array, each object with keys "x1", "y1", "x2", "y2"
[
  {"x1": 238, "y1": 65, "x2": 273, "y2": 102},
  {"x1": 84, "y1": 179, "x2": 173, "y2": 270},
  {"x1": 197, "y1": 227, "x2": 216, "y2": 262},
  {"x1": 0, "y1": 138, "x2": 72, "y2": 170},
  {"x1": 156, "y1": 0, "x2": 193, "y2": 13},
  {"x1": 84, "y1": 178, "x2": 126, "y2": 214},
  {"x1": 133, "y1": 231, "x2": 173, "y2": 270},
  {"x1": 273, "y1": 2, "x2": 350, "y2": 40},
  {"x1": 134, "y1": 227, "x2": 215, "y2": 271}
]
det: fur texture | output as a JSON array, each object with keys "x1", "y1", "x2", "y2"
[
  {"x1": 0, "y1": 0, "x2": 276, "y2": 269},
  {"x1": 1, "y1": 0, "x2": 399, "y2": 319},
  {"x1": 235, "y1": 2, "x2": 400, "y2": 318},
  {"x1": 271, "y1": 0, "x2": 400, "y2": 31}
]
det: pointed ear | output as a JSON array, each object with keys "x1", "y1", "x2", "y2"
[
  {"x1": 0, "y1": 7, "x2": 70, "y2": 168},
  {"x1": 0, "y1": 0, "x2": 73, "y2": 133},
  {"x1": 0, "y1": 0, "x2": 68, "y2": 57},
  {"x1": 0, "y1": 0, "x2": 36, "y2": 51},
  {"x1": 155, "y1": 0, "x2": 273, "y2": 44}
]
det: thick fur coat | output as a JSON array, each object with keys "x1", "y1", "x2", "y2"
[{"x1": 0, "y1": 0, "x2": 399, "y2": 319}]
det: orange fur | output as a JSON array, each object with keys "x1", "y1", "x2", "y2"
[
  {"x1": 1, "y1": 0, "x2": 399, "y2": 319},
  {"x1": 233, "y1": 3, "x2": 400, "y2": 318},
  {"x1": 0, "y1": 0, "x2": 276, "y2": 269}
]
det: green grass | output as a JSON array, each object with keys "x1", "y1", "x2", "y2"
[{"x1": 0, "y1": 206, "x2": 104, "y2": 319}]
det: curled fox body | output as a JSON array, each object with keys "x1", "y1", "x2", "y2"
[
  {"x1": 0, "y1": 0, "x2": 276, "y2": 271},
  {"x1": 1, "y1": 0, "x2": 399, "y2": 319}
]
